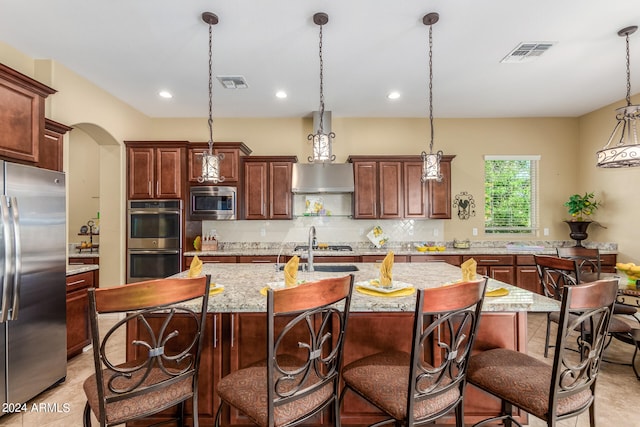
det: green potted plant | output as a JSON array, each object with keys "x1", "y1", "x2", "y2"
[
  {"x1": 563, "y1": 192, "x2": 600, "y2": 246},
  {"x1": 564, "y1": 192, "x2": 599, "y2": 221}
]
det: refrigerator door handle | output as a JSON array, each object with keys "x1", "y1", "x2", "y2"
[
  {"x1": 9, "y1": 197, "x2": 21, "y2": 320},
  {"x1": 0, "y1": 195, "x2": 13, "y2": 322}
]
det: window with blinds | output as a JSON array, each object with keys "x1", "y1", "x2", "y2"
[{"x1": 484, "y1": 155, "x2": 539, "y2": 234}]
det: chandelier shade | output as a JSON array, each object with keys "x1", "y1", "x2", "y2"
[
  {"x1": 308, "y1": 12, "x2": 336, "y2": 163},
  {"x1": 199, "y1": 11, "x2": 225, "y2": 183},
  {"x1": 596, "y1": 25, "x2": 640, "y2": 168},
  {"x1": 420, "y1": 12, "x2": 443, "y2": 182}
]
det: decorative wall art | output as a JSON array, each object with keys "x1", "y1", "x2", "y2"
[{"x1": 453, "y1": 191, "x2": 476, "y2": 220}]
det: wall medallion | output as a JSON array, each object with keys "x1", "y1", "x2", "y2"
[{"x1": 453, "y1": 191, "x2": 476, "y2": 220}]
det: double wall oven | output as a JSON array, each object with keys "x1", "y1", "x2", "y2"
[{"x1": 127, "y1": 200, "x2": 182, "y2": 283}]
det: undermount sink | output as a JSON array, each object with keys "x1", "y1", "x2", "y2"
[{"x1": 279, "y1": 264, "x2": 359, "y2": 272}]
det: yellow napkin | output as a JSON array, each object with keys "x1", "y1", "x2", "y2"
[
  {"x1": 188, "y1": 255, "x2": 203, "y2": 278},
  {"x1": 461, "y1": 258, "x2": 477, "y2": 282},
  {"x1": 209, "y1": 285, "x2": 224, "y2": 296},
  {"x1": 284, "y1": 255, "x2": 300, "y2": 288},
  {"x1": 379, "y1": 251, "x2": 394, "y2": 288},
  {"x1": 356, "y1": 285, "x2": 415, "y2": 298},
  {"x1": 486, "y1": 287, "x2": 509, "y2": 297}
]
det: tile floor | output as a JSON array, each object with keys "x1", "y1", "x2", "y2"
[{"x1": 0, "y1": 312, "x2": 638, "y2": 426}]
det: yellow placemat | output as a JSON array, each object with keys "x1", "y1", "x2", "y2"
[
  {"x1": 486, "y1": 287, "x2": 509, "y2": 297},
  {"x1": 356, "y1": 285, "x2": 415, "y2": 298},
  {"x1": 209, "y1": 285, "x2": 224, "y2": 296}
]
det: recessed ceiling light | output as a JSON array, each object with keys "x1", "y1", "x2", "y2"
[
  {"x1": 275, "y1": 91, "x2": 287, "y2": 99},
  {"x1": 158, "y1": 90, "x2": 173, "y2": 99},
  {"x1": 387, "y1": 91, "x2": 401, "y2": 100}
]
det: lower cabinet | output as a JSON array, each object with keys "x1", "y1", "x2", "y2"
[
  {"x1": 126, "y1": 310, "x2": 527, "y2": 426},
  {"x1": 464, "y1": 255, "x2": 515, "y2": 285},
  {"x1": 66, "y1": 270, "x2": 97, "y2": 359}
]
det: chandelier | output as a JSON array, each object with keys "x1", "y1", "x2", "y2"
[
  {"x1": 596, "y1": 25, "x2": 640, "y2": 168},
  {"x1": 198, "y1": 12, "x2": 225, "y2": 183},
  {"x1": 308, "y1": 12, "x2": 336, "y2": 163},
  {"x1": 421, "y1": 12, "x2": 443, "y2": 182}
]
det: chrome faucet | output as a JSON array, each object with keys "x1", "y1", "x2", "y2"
[{"x1": 308, "y1": 226, "x2": 317, "y2": 272}]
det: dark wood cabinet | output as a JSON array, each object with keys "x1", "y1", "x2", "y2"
[
  {"x1": 125, "y1": 141, "x2": 187, "y2": 199},
  {"x1": 39, "y1": 118, "x2": 71, "y2": 171},
  {"x1": 361, "y1": 254, "x2": 409, "y2": 263},
  {"x1": 242, "y1": 156, "x2": 296, "y2": 220},
  {"x1": 0, "y1": 64, "x2": 56, "y2": 164},
  {"x1": 350, "y1": 155, "x2": 454, "y2": 219},
  {"x1": 188, "y1": 141, "x2": 251, "y2": 183},
  {"x1": 515, "y1": 255, "x2": 542, "y2": 294},
  {"x1": 66, "y1": 269, "x2": 97, "y2": 359},
  {"x1": 466, "y1": 255, "x2": 516, "y2": 285},
  {"x1": 409, "y1": 254, "x2": 462, "y2": 266}
]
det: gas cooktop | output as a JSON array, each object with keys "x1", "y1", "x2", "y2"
[{"x1": 293, "y1": 245, "x2": 353, "y2": 252}]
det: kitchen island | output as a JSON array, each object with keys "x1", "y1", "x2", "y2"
[{"x1": 128, "y1": 262, "x2": 558, "y2": 427}]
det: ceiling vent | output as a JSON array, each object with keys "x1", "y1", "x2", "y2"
[
  {"x1": 216, "y1": 75, "x2": 249, "y2": 89},
  {"x1": 500, "y1": 42, "x2": 555, "y2": 63}
]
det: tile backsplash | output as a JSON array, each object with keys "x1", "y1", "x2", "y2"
[{"x1": 202, "y1": 217, "x2": 445, "y2": 246}]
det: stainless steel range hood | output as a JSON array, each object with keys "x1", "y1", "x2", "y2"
[{"x1": 291, "y1": 163, "x2": 354, "y2": 193}]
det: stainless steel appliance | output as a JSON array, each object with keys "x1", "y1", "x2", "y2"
[
  {"x1": 189, "y1": 186, "x2": 236, "y2": 220},
  {"x1": 0, "y1": 161, "x2": 66, "y2": 412},
  {"x1": 127, "y1": 200, "x2": 182, "y2": 283}
]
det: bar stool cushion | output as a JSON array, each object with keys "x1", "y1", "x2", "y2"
[
  {"x1": 548, "y1": 312, "x2": 632, "y2": 333},
  {"x1": 341, "y1": 350, "x2": 459, "y2": 421},
  {"x1": 468, "y1": 348, "x2": 592, "y2": 419},
  {"x1": 83, "y1": 365, "x2": 193, "y2": 425},
  {"x1": 216, "y1": 354, "x2": 333, "y2": 427}
]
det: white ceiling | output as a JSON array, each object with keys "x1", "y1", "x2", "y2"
[{"x1": 1, "y1": 0, "x2": 640, "y2": 119}]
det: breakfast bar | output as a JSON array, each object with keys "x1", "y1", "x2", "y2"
[{"x1": 126, "y1": 262, "x2": 560, "y2": 426}]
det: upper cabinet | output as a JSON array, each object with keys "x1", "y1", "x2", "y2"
[
  {"x1": 0, "y1": 64, "x2": 56, "y2": 164},
  {"x1": 242, "y1": 156, "x2": 297, "y2": 220},
  {"x1": 188, "y1": 142, "x2": 252, "y2": 184},
  {"x1": 39, "y1": 118, "x2": 72, "y2": 172},
  {"x1": 349, "y1": 155, "x2": 454, "y2": 219},
  {"x1": 125, "y1": 141, "x2": 187, "y2": 200}
]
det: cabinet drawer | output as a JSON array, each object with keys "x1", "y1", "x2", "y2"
[
  {"x1": 515, "y1": 255, "x2": 536, "y2": 266},
  {"x1": 185, "y1": 256, "x2": 237, "y2": 269},
  {"x1": 361, "y1": 255, "x2": 409, "y2": 263},
  {"x1": 66, "y1": 271, "x2": 94, "y2": 292},
  {"x1": 410, "y1": 255, "x2": 462, "y2": 266},
  {"x1": 238, "y1": 256, "x2": 278, "y2": 263},
  {"x1": 465, "y1": 255, "x2": 515, "y2": 265},
  {"x1": 600, "y1": 254, "x2": 617, "y2": 266}
]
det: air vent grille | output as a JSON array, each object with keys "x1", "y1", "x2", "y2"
[
  {"x1": 501, "y1": 42, "x2": 555, "y2": 63},
  {"x1": 216, "y1": 75, "x2": 249, "y2": 89}
]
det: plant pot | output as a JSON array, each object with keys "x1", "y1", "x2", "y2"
[{"x1": 564, "y1": 221, "x2": 592, "y2": 247}]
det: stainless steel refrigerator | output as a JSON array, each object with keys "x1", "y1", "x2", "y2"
[{"x1": 0, "y1": 161, "x2": 66, "y2": 411}]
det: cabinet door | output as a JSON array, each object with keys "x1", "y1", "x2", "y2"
[
  {"x1": 128, "y1": 147, "x2": 155, "y2": 199},
  {"x1": 378, "y1": 161, "x2": 403, "y2": 219},
  {"x1": 428, "y1": 157, "x2": 452, "y2": 219},
  {"x1": 40, "y1": 128, "x2": 63, "y2": 171},
  {"x1": 189, "y1": 146, "x2": 240, "y2": 183},
  {"x1": 243, "y1": 161, "x2": 268, "y2": 219},
  {"x1": 403, "y1": 161, "x2": 427, "y2": 218},
  {"x1": 155, "y1": 147, "x2": 183, "y2": 199},
  {"x1": 269, "y1": 161, "x2": 293, "y2": 219},
  {"x1": 353, "y1": 161, "x2": 378, "y2": 219},
  {"x1": 516, "y1": 266, "x2": 542, "y2": 294},
  {"x1": 66, "y1": 288, "x2": 89, "y2": 359}
]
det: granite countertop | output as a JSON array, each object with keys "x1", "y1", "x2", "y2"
[
  {"x1": 173, "y1": 262, "x2": 559, "y2": 314},
  {"x1": 66, "y1": 264, "x2": 99, "y2": 276}
]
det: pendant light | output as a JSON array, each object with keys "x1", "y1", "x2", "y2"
[
  {"x1": 198, "y1": 12, "x2": 225, "y2": 183},
  {"x1": 596, "y1": 25, "x2": 640, "y2": 168},
  {"x1": 421, "y1": 12, "x2": 444, "y2": 182},
  {"x1": 308, "y1": 12, "x2": 336, "y2": 163}
]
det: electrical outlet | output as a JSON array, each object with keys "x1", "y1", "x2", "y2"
[
  {"x1": 543, "y1": 228, "x2": 549, "y2": 236},
  {"x1": 472, "y1": 228, "x2": 478, "y2": 236},
  {"x1": 260, "y1": 228, "x2": 266, "y2": 237},
  {"x1": 433, "y1": 229, "x2": 439, "y2": 237}
]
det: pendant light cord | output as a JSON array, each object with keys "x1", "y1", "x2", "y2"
[
  {"x1": 626, "y1": 31, "x2": 632, "y2": 107},
  {"x1": 428, "y1": 23, "x2": 435, "y2": 154},
  {"x1": 318, "y1": 23, "x2": 325, "y2": 133},
  {"x1": 208, "y1": 22, "x2": 214, "y2": 154}
]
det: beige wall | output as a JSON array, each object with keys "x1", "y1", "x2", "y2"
[
  {"x1": 68, "y1": 128, "x2": 100, "y2": 245},
  {"x1": 2, "y1": 40, "x2": 639, "y2": 287}
]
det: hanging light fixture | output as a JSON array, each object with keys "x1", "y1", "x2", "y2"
[
  {"x1": 198, "y1": 12, "x2": 225, "y2": 183},
  {"x1": 421, "y1": 12, "x2": 444, "y2": 182},
  {"x1": 308, "y1": 12, "x2": 336, "y2": 163},
  {"x1": 596, "y1": 25, "x2": 640, "y2": 168}
]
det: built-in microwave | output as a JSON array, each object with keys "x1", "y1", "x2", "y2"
[{"x1": 189, "y1": 186, "x2": 236, "y2": 220}]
